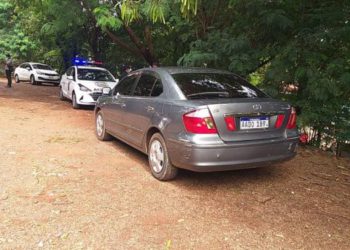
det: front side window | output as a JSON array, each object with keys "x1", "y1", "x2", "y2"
[
  {"x1": 171, "y1": 73, "x2": 268, "y2": 99},
  {"x1": 151, "y1": 79, "x2": 163, "y2": 97},
  {"x1": 114, "y1": 75, "x2": 138, "y2": 96},
  {"x1": 24, "y1": 64, "x2": 32, "y2": 70},
  {"x1": 66, "y1": 67, "x2": 73, "y2": 76},
  {"x1": 77, "y1": 68, "x2": 114, "y2": 82}
]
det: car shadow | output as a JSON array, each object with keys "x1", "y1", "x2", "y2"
[
  {"x1": 107, "y1": 135, "x2": 285, "y2": 187},
  {"x1": 109, "y1": 137, "x2": 149, "y2": 168},
  {"x1": 33, "y1": 82, "x2": 59, "y2": 87}
]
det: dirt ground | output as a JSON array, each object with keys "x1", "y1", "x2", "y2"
[{"x1": 0, "y1": 78, "x2": 349, "y2": 250}]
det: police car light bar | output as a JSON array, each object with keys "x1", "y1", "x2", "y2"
[{"x1": 73, "y1": 57, "x2": 103, "y2": 66}]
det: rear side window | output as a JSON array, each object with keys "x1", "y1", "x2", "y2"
[
  {"x1": 115, "y1": 75, "x2": 138, "y2": 96},
  {"x1": 171, "y1": 73, "x2": 268, "y2": 99}
]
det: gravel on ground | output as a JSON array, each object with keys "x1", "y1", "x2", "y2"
[{"x1": 0, "y1": 79, "x2": 349, "y2": 249}]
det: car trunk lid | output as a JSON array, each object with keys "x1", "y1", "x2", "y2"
[{"x1": 204, "y1": 98, "x2": 291, "y2": 142}]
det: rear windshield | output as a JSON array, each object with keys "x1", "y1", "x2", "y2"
[
  {"x1": 32, "y1": 64, "x2": 52, "y2": 70},
  {"x1": 171, "y1": 73, "x2": 268, "y2": 99},
  {"x1": 77, "y1": 69, "x2": 114, "y2": 81}
]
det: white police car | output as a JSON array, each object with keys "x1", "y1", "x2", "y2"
[{"x1": 59, "y1": 65, "x2": 118, "y2": 109}]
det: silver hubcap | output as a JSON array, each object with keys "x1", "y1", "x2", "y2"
[
  {"x1": 96, "y1": 114, "x2": 104, "y2": 136},
  {"x1": 150, "y1": 140, "x2": 165, "y2": 173}
]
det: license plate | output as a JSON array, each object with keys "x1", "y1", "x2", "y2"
[
  {"x1": 49, "y1": 76, "x2": 54, "y2": 79},
  {"x1": 240, "y1": 117, "x2": 269, "y2": 129}
]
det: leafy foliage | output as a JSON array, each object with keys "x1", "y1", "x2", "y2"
[
  {"x1": 1, "y1": 0, "x2": 349, "y2": 153},
  {"x1": 0, "y1": 1, "x2": 37, "y2": 70}
]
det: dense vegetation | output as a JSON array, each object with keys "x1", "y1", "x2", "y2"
[{"x1": 1, "y1": 0, "x2": 349, "y2": 154}]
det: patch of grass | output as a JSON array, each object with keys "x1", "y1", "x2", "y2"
[{"x1": 45, "y1": 136, "x2": 85, "y2": 144}]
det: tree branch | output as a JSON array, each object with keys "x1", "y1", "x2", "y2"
[
  {"x1": 105, "y1": 29, "x2": 143, "y2": 57},
  {"x1": 123, "y1": 24, "x2": 145, "y2": 52},
  {"x1": 144, "y1": 25, "x2": 154, "y2": 59},
  {"x1": 210, "y1": 0, "x2": 222, "y2": 26},
  {"x1": 246, "y1": 57, "x2": 275, "y2": 75}
]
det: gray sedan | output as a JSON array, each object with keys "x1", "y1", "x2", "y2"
[{"x1": 95, "y1": 67, "x2": 298, "y2": 181}]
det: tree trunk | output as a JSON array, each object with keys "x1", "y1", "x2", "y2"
[{"x1": 123, "y1": 24, "x2": 158, "y2": 66}]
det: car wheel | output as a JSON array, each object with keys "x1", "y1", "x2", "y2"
[
  {"x1": 95, "y1": 111, "x2": 112, "y2": 141},
  {"x1": 30, "y1": 75, "x2": 36, "y2": 85},
  {"x1": 15, "y1": 74, "x2": 20, "y2": 83},
  {"x1": 59, "y1": 87, "x2": 65, "y2": 101},
  {"x1": 72, "y1": 92, "x2": 80, "y2": 109},
  {"x1": 148, "y1": 133, "x2": 178, "y2": 181}
]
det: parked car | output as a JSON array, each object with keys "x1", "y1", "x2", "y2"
[
  {"x1": 14, "y1": 62, "x2": 60, "y2": 85},
  {"x1": 95, "y1": 67, "x2": 298, "y2": 181},
  {"x1": 59, "y1": 66, "x2": 118, "y2": 109}
]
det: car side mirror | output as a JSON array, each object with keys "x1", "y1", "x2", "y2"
[
  {"x1": 67, "y1": 75, "x2": 73, "y2": 80},
  {"x1": 102, "y1": 87, "x2": 111, "y2": 95},
  {"x1": 26, "y1": 67, "x2": 31, "y2": 71}
]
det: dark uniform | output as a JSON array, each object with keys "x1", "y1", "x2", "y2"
[{"x1": 5, "y1": 55, "x2": 13, "y2": 88}]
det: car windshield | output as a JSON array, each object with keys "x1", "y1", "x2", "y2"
[
  {"x1": 32, "y1": 64, "x2": 52, "y2": 70},
  {"x1": 172, "y1": 73, "x2": 268, "y2": 99},
  {"x1": 77, "y1": 68, "x2": 114, "y2": 81}
]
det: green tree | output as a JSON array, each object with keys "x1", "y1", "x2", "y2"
[{"x1": 0, "y1": 1, "x2": 37, "y2": 70}]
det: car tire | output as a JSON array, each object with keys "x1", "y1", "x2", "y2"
[
  {"x1": 59, "y1": 87, "x2": 65, "y2": 101},
  {"x1": 30, "y1": 75, "x2": 36, "y2": 85},
  {"x1": 72, "y1": 92, "x2": 80, "y2": 109},
  {"x1": 15, "y1": 74, "x2": 20, "y2": 83},
  {"x1": 95, "y1": 110, "x2": 112, "y2": 141},
  {"x1": 148, "y1": 133, "x2": 178, "y2": 181}
]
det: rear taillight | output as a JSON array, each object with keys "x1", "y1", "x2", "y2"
[
  {"x1": 224, "y1": 116, "x2": 236, "y2": 131},
  {"x1": 275, "y1": 114, "x2": 285, "y2": 129},
  {"x1": 183, "y1": 109, "x2": 217, "y2": 134},
  {"x1": 286, "y1": 107, "x2": 297, "y2": 129}
]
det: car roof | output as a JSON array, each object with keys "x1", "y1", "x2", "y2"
[
  {"x1": 134, "y1": 66, "x2": 240, "y2": 77},
  {"x1": 27, "y1": 62, "x2": 50, "y2": 66},
  {"x1": 74, "y1": 66, "x2": 109, "y2": 71}
]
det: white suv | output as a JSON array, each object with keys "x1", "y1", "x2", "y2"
[
  {"x1": 59, "y1": 66, "x2": 118, "y2": 109},
  {"x1": 14, "y1": 62, "x2": 60, "y2": 85}
]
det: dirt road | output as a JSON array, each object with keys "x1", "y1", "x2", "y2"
[{"x1": 0, "y1": 79, "x2": 349, "y2": 249}]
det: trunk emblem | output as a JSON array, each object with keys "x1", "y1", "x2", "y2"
[{"x1": 252, "y1": 104, "x2": 262, "y2": 110}]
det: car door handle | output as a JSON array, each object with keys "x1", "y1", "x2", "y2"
[
  {"x1": 146, "y1": 106, "x2": 154, "y2": 112},
  {"x1": 112, "y1": 98, "x2": 126, "y2": 108}
]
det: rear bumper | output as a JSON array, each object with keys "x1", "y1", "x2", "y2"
[{"x1": 168, "y1": 137, "x2": 298, "y2": 172}]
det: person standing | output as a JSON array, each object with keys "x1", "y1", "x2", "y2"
[
  {"x1": 119, "y1": 65, "x2": 132, "y2": 80},
  {"x1": 4, "y1": 54, "x2": 13, "y2": 88}
]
